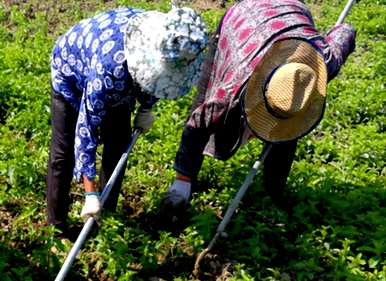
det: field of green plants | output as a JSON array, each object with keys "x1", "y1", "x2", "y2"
[{"x1": 0, "y1": 0, "x2": 385, "y2": 280}]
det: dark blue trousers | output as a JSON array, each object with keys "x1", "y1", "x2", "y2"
[{"x1": 46, "y1": 91, "x2": 131, "y2": 229}]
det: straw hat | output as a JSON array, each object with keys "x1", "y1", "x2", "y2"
[
  {"x1": 243, "y1": 39, "x2": 328, "y2": 142},
  {"x1": 124, "y1": 7, "x2": 208, "y2": 99}
]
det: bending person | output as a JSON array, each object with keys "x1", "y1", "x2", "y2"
[
  {"x1": 161, "y1": 0, "x2": 356, "y2": 221},
  {"x1": 47, "y1": 6, "x2": 208, "y2": 234}
]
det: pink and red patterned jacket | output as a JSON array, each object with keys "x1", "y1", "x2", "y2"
[{"x1": 186, "y1": 0, "x2": 356, "y2": 159}]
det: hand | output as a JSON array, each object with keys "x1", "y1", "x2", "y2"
[
  {"x1": 80, "y1": 194, "x2": 101, "y2": 221},
  {"x1": 160, "y1": 179, "x2": 191, "y2": 224},
  {"x1": 166, "y1": 178, "x2": 192, "y2": 204},
  {"x1": 134, "y1": 108, "x2": 154, "y2": 132}
]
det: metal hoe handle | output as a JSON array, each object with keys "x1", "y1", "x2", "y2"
[
  {"x1": 193, "y1": 145, "x2": 272, "y2": 277},
  {"x1": 336, "y1": 0, "x2": 355, "y2": 26},
  {"x1": 100, "y1": 130, "x2": 141, "y2": 207},
  {"x1": 215, "y1": 145, "x2": 272, "y2": 236},
  {"x1": 54, "y1": 129, "x2": 141, "y2": 281}
]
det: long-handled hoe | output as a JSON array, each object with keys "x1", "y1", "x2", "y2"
[
  {"x1": 54, "y1": 129, "x2": 142, "y2": 281},
  {"x1": 193, "y1": 0, "x2": 356, "y2": 276},
  {"x1": 193, "y1": 144, "x2": 272, "y2": 276}
]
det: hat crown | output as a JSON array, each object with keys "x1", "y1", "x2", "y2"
[
  {"x1": 160, "y1": 7, "x2": 208, "y2": 64},
  {"x1": 244, "y1": 39, "x2": 327, "y2": 142},
  {"x1": 265, "y1": 62, "x2": 317, "y2": 119},
  {"x1": 124, "y1": 8, "x2": 208, "y2": 99}
]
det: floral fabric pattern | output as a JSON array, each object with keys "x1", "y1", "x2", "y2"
[
  {"x1": 186, "y1": 0, "x2": 356, "y2": 159},
  {"x1": 124, "y1": 7, "x2": 208, "y2": 99},
  {"x1": 51, "y1": 8, "x2": 158, "y2": 181}
]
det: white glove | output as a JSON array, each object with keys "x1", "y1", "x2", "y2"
[
  {"x1": 167, "y1": 179, "x2": 192, "y2": 203},
  {"x1": 161, "y1": 179, "x2": 192, "y2": 222},
  {"x1": 134, "y1": 108, "x2": 154, "y2": 132},
  {"x1": 80, "y1": 194, "x2": 101, "y2": 221}
]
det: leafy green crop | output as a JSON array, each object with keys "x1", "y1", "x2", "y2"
[{"x1": 0, "y1": 0, "x2": 385, "y2": 280}]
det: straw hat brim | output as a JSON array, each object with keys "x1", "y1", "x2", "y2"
[{"x1": 243, "y1": 39, "x2": 328, "y2": 142}]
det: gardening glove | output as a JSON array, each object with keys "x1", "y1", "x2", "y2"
[
  {"x1": 134, "y1": 108, "x2": 154, "y2": 132},
  {"x1": 160, "y1": 179, "x2": 191, "y2": 224},
  {"x1": 167, "y1": 179, "x2": 191, "y2": 203},
  {"x1": 80, "y1": 193, "x2": 101, "y2": 222}
]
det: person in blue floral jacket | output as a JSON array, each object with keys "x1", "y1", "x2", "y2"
[{"x1": 47, "y1": 6, "x2": 208, "y2": 232}]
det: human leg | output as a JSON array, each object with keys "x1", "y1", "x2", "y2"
[
  {"x1": 99, "y1": 105, "x2": 132, "y2": 212},
  {"x1": 262, "y1": 140, "x2": 298, "y2": 205},
  {"x1": 46, "y1": 92, "x2": 78, "y2": 230}
]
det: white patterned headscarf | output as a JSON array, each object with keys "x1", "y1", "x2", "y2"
[{"x1": 124, "y1": 7, "x2": 208, "y2": 99}]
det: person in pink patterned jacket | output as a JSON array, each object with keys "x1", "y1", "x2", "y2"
[{"x1": 161, "y1": 0, "x2": 356, "y2": 221}]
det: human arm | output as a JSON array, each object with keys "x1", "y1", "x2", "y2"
[
  {"x1": 73, "y1": 79, "x2": 106, "y2": 184},
  {"x1": 173, "y1": 125, "x2": 211, "y2": 179},
  {"x1": 175, "y1": 15, "x2": 235, "y2": 174},
  {"x1": 80, "y1": 175, "x2": 101, "y2": 220},
  {"x1": 83, "y1": 175, "x2": 97, "y2": 192},
  {"x1": 75, "y1": 93, "x2": 102, "y2": 219},
  {"x1": 133, "y1": 90, "x2": 159, "y2": 131},
  {"x1": 323, "y1": 23, "x2": 356, "y2": 80},
  {"x1": 75, "y1": 73, "x2": 115, "y2": 219},
  {"x1": 190, "y1": 32, "x2": 220, "y2": 114},
  {"x1": 189, "y1": 15, "x2": 223, "y2": 115}
]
